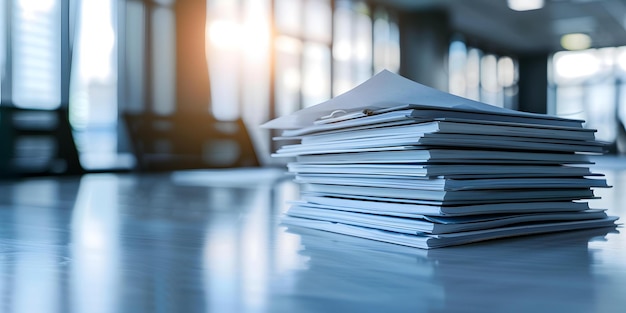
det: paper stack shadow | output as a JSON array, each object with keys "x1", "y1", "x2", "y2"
[{"x1": 263, "y1": 70, "x2": 620, "y2": 249}]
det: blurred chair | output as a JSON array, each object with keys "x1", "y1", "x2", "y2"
[
  {"x1": 0, "y1": 107, "x2": 84, "y2": 178},
  {"x1": 123, "y1": 112, "x2": 259, "y2": 171}
]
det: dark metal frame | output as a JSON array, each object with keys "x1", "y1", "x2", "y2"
[{"x1": 0, "y1": 0, "x2": 83, "y2": 177}]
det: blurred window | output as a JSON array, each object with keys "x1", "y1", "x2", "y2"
[
  {"x1": 206, "y1": 0, "x2": 399, "y2": 162},
  {"x1": 448, "y1": 39, "x2": 519, "y2": 109},
  {"x1": 549, "y1": 48, "x2": 625, "y2": 148},
  {"x1": 0, "y1": 0, "x2": 5, "y2": 103},
  {"x1": 2, "y1": 0, "x2": 401, "y2": 170},
  {"x1": 69, "y1": 0, "x2": 120, "y2": 170},
  {"x1": 12, "y1": 0, "x2": 61, "y2": 109}
]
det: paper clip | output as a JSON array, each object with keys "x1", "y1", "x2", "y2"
[{"x1": 319, "y1": 110, "x2": 348, "y2": 120}]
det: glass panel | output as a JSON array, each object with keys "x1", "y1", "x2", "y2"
[
  {"x1": 465, "y1": 48, "x2": 481, "y2": 101},
  {"x1": 373, "y1": 9, "x2": 400, "y2": 74},
  {"x1": 304, "y1": 0, "x2": 331, "y2": 43},
  {"x1": 275, "y1": 36, "x2": 301, "y2": 117},
  {"x1": 552, "y1": 49, "x2": 612, "y2": 86},
  {"x1": 70, "y1": 0, "x2": 118, "y2": 169},
  {"x1": 619, "y1": 83, "x2": 626, "y2": 122},
  {"x1": 332, "y1": 1, "x2": 371, "y2": 95},
  {"x1": 151, "y1": 7, "x2": 175, "y2": 115},
  {"x1": 332, "y1": 2, "x2": 352, "y2": 95},
  {"x1": 551, "y1": 48, "x2": 619, "y2": 144},
  {"x1": 616, "y1": 47, "x2": 626, "y2": 79},
  {"x1": 480, "y1": 54, "x2": 500, "y2": 107},
  {"x1": 241, "y1": 0, "x2": 271, "y2": 162},
  {"x1": 353, "y1": 3, "x2": 372, "y2": 84},
  {"x1": 585, "y1": 83, "x2": 616, "y2": 142},
  {"x1": 387, "y1": 18, "x2": 400, "y2": 73},
  {"x1": 302, "y1": 42, "x2": 330, "y2": 107},
  {"x1": 448, "y1": 40, "x2": 467, "y2": 97},
  {"x1": 275, "y1": 0, "x2": 301, "y2": 35},
  {"x1": 498, "y1": 56, "x2": 516, "y2": 88},
  {"x1": 555, "y1": 85, "x2": 585, "y2": 120},
  {"x1": 123, "y1": 1, "x2": 145, "y2": 113},
  {"x1": 0, "y1": 0, "x2": 5, "y2": 104},
  {"x1": 499, "y1": 56, "x2": 518, "y2": 110},
  {"x1": 207, "y1": 0, "x2": 240, "y2": 120},
  {"x1": 12, "y1": 0, "x2": 61, "y2": 109}
]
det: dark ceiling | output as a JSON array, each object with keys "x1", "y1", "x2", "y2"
[{"x1": 376, "y1": 0, "x2": 626, "y2": 55}]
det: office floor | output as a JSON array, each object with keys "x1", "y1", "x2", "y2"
[{"x1": 0, "y1": 160, "x2": 624, "y2": 313}]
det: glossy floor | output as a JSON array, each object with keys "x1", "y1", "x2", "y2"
[{"x1": 0, "y1": 161, "x2": 624, "y2": 313}]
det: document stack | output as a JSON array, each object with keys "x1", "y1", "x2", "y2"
[{"x1": 262, "y1": 70, "x2": 619, "y2": 249}]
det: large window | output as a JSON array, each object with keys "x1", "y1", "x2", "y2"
[
  {"x1": 549, "y1": 48, "x2": 626, "y2": 152},
  {"x1": 12, "y1": 0, "x2": 62, "y2": 109},
  {"x1": 1, "y1": 0, "x2": 401, "y2": 170},
  {"x1": 206, "y1": 0, "x2": 272, "y2": 163},
  {"x1": 70, "y1": 0, "x2": 121, "y2": 169}
]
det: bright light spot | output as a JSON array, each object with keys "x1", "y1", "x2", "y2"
[
  {"x1": 241, "y1": 19, "x2": 270, "y2": 60},
  {"x1": 466, "y1": 49, "x2": 481, "y2": 88},
  {"x1": 334, "y1": 41, "x2": 351, "y2": 61},
  {"x1": 507, "y1": 0, "x2": 544, "y2": 11},
  {"x1": 282, "y1": 68, "x2": 300, "y2": 91},
  {"x1": 334, "y1": 79, "x2": 353, "y2": 95},
  {"x1": 554, "y1": 51, "x2": 600, "y2": 79},
  {"x1": 355, "y1": 42, "x2": 370, "y2": 61},
  {"x1": 208, "y1": 18, "x2": 270, "y2": 59},
  {"x1": 498, "y1": 56, "x2": 516, "y2": 87},
  {"x1": 561, "y1": 33, "x2": 592, "y2": 51},
  {"x1": 208, "y1": 20, "x2": 242, "y2": 50},
  {"x1": 481, "y1": 54, "x2": 498, "y2": 92},
  {"x1": 19, "y1": 0, "x2": 55, "y2": 12},
  {"x1": 276, "y1": 36, "x2": 302, "y2": 54},
  {"x1": 79, "y1": 1, "x2": 115, "y2": 81}
]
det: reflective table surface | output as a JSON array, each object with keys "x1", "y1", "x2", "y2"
[{"x1": 0, "y1": 160, "x2": 624, "y2": 313}]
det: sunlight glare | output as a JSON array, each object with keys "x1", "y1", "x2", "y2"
[
  {"x1": 554, "y1": 51, "x2": 600, "y2": 79},
  {"x1": 334, "y1": 41, "x2": 351, "y2": 61},
  {"x1": 241, "y1": 19, "x2": 270, "y2": 60},
  {"x1": 19, "y1": 0, "x2": 55, "y2": 12},
  {"x1": 208, "y1": 19, "x2": 242, "y2": 50},
  {"x1": 208, "y1": 18, "x2": 270, "y2": 56},
  {"x1": 78, "y1": 0, "x2": 115, "y2": 81}
]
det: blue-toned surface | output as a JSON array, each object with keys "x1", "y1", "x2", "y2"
[{"x1": 0, "y1": 161, "x2": 624, "y2": 313}]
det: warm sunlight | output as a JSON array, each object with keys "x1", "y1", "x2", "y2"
[
  {"x1": 207, "y1": 18, "x2": 270, "y2": 57},
  {"x1": 208, "y1": 19, "x2": 241, "y2": 50}
]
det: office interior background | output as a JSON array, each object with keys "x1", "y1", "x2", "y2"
[{"x1": 2, "y1": 0, "x2": 626, "y2": 176}]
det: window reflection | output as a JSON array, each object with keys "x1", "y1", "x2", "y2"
[
  {"x1": 70, "y1": 175, "x2": 121, "y2": 313},
  {"x1": 11, "y1": 180, "x2": 61, "y2": 313}
]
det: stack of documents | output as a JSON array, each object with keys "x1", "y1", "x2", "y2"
[{"x1": 262, "y1": 70, "x2": 619, "y2": 249}]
